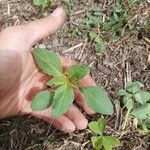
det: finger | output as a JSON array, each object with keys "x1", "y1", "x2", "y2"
[
  {"x1": 75, "y1": 90, "x2": 95, "y2": 115},
  {"x1": 25, "y1": 7, "x2": 66, "y2": 46},
  {"x1": 59, "y1": 56, "x2": 75, "y2": 72},
  {"x1": 79, "y1": 75, "x2": 96, "y2": 87},
  {"x1": 31, "y1": 109, "x2": 76, "y2": 133},
  {"x1": 65, "y1": 105, "x2": 88, "y2": 130},
  {"x1": 75, "y1": 75, "x2": 96, "y2": 115},
  {"x1": 0, "y1": 7, "x2": 66, "y2": 51}
]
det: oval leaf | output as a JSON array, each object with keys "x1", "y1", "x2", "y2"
[
  {"x1": 131, "y1": 103, "x2": 150, "y2": 120},
  {"x1": 126, "y1": 81, "x2": 143, "y2": 94},
  {"x1": 102, "y1": 136, "x2": 120, "y2": 150},
  {"x1": 123, "y1": 93, "x2": 134, "y2": 110},
  {"x1": 51, "y1": 85, "x2": 74, "y2": 117},
  {"x1": 81, "y1": 87, "x2": 114, "y2": 115},
  {"x1": 89, "y1": 118, "x2": 106, "y2": 134},
  {"x1": 89, "y1": 121, "x2": 101, "y2": 134},
  {"x1": 31, "y1": 91, "x2": 54, "y2": 111},
  {"x1": 118, "y1": 89, "x2": 127, "y2": 96},
  {"x1": 134, "y1": 92, "x2": 150, "y2": 105},
  {"x1": 33, "y1": 48, "x2": 62, "y2": 77},
  {"x1": 68, "y1": 64, "x2": 90, "y2": 81},
  {"x1": 91, "y1": 136, "x2": 102, "y2": 150},
  {"x1": 98, "y1": 118, "x2": 106, "y2": 133},
  {"x1": 33, "y1": 0, "x2": 43, "y2": 6}
]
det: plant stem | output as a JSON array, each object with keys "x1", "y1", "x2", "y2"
[{"x1": 122, "y1": 109, "x2": 130, "y2": 130}]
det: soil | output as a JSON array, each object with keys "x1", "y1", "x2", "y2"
[{"x1": 0, "y1": 0, "x2": 150, "y2": 150}]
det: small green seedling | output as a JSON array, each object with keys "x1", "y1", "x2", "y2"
[
  {"x1": 33, "y1": 0, "x2": 53, "y2": 11},
  {"x1": 69, "y1": 10, "x2": 103, "y2": 38},
  {"x1": 128, "y1": 0, "x2": 142, "y2": 6},
  {"x1": 89, "y1": 118, "x2": 120, "y2": 150},
  {"x1": 103, "y1": 0, "x2": 130, "y2": 39},
  {"x1": 31, "y1": 48, "x2": 114, "y2": 117},
  {"x1": 137, "y1": 119, "x2": 150, "y2": 134},
  {"x1": 118, "y1": 81, "x2": 150, "y2": 129},
  {"x1": 89, "y1": 31, "x2": 107, "y2": 54},
  {"x1": 69, "y1": 10, "x2": 107, "y2": 54}
]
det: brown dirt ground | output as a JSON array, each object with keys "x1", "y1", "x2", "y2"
[{"x1": 0, "y1": 0, "x2": 150, "y2": 150}]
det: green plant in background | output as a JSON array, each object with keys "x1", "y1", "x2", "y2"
[
  {"x1": 89, "y1": 31, "x2": 107, "y2": 54},
  {"x1": 137, "y1": 119, "x2": 150, "y2": 134},
  {"x1": 103, "y1": 0, "x2": 130, "y2": 39},
  {"x1": 69, "y1": 10, "x2": 103, "y2": 38},
  {"x1": 31, "y1": 48, "x2": 114, "y2": 117},
  {"x1": 69, "y1": 10, "x2": 107, "y2": 54},
  {"x1": 118, "y1": 81, "x2": 150, "y2": 129},
  {"x1": 89, "y1": 118, "x2": 120, "y2": 150},
  {"x1": 128, "y1": 0, "x2": 142, "y2": 6},
  {"x1": 33, "y1": 0, "x2": 53, "y2": 11}
]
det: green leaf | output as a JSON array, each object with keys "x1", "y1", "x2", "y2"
[
  {"x1": 123, "y1": 93, "x2": 134, "y2": 110},
  {"x1": 89, "y1": 118, "x2": 106, "y2": 134},
  {"x1": 116, "y1": 0, "x2": 122, "y2": 6},
  {"x1": 94, "y1": 36, "x2": 101, "y2": 44},
  {"x1": 81, "y1": 87, "x2": 114, "y2": 115},
  {"x1": 33, "y1": 0, "x2": 52, "y2": 7},
  {"x1": 102, "y1": 136, "x2": 120, "y2": 150},
  {"x1": 67, "y1": 64, "x2": 90, "y2": 81},
  {"x1": 89, "y1": 32, "x2": 98, "y2": 41},
  {"x1": 98, "y1": 118, "x2": 106, "y2": 133},
  {"x1": 51, "y1": 85, "x2": 74, "y2": 117},
  {"x1": 126, "y1": 83, "x2": 141, "y2": 94},
  {"x1": 89, "y1": 121, "x2": 101, "y2": 134},
  {"x1": 94, "y1": 11, "x2": 102, "y2": 16},
  {"x1": 126, "y1": 81, "x2": 144, "y2": 94},
  {"x1": 134, "y1": 92, "x2": 150, "y2": 105},
  {"x1": 95, "y1": 43, "x2": 107, "y2": 54},
  {"x1": 118, "y1": 89, "x2": 127, "y2": 96},
  {"x1": 33, "y1": 0, "x2": 44, "y2": 6},
  {"x1": 131, "y1": 103, "x2": 150, "y2": 120},
  {"x1": 31, "y1": 91, "x2": 54, "y2": 111},
  {"x1": 33, "y1": 48, "x2": 63, "y2": 77},
  {"x1": 47, "y1": 76, "x2": 67, "y2": 88},
  {"x1": 91, "y1": 136, "x2": 103, "y2": 150}
]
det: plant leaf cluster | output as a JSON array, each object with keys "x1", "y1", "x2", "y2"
[
  {"x1": 69, "y1": 10, "x2": 107, "y2": 54},
  {"x1": 33, "y1": 0, "x2": 53, "y2": 10},
  {"x1": 89, "y1": 118, "x2": 120, "y2": 150},
  {"x1": 69, "y1": 10, "x2": 103, "y2": 37},
  {"x1": 103, "y1": 0, "x2": 131, "y2": 39},
  {"x1": 118, "y1": 81, "x2": 150, "y2": 120},
  {"x1": 31, "y1": 48, "x2": 114, "y2": 117},
  {"x1": 137, "y1": 119, "x2": 150, "y2": 134}
]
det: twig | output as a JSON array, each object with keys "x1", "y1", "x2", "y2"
[
  {"x1": 77, "y1": 38, "x2": 88, "y2": 61},
  {"x1": 122, "y1": 109, "x2": 130, "y2": 130},
  {"x1": 62, "y1": 43, "x2": 83, "y2": 53},
  {"x1": 7, "y1": 3, "x2": 10, "y2": 15},
  {"x1": 148, "y1": 53, "x2": 150, "y2": 63},
  {"x1": 25, "y1": 144, "x2": 41, "y2": 150}
]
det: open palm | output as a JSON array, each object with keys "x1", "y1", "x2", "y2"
[{"x1": 0, "y1": 8, "x2": 95, "y2": 132}]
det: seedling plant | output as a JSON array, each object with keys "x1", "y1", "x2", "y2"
[
  {"x1": 33, "y1": 0, "x2": 53, "y2": 11},
  {"x1": 69, "y1": 10, "x2": 107, "y2": 54},
  {"x1": 118, "y1": 81, "x2": 150, "y2": 130},
  {"x1": 103, "y1": 0, "x2": 131, "y2": 39},
  {"x1": 31, "y1": 48, "x2": 114, "y2": 117},
  {"x1": 89, "y1": 118, "x2": 120, "y2": 150}
]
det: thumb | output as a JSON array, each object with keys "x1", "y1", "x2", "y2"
[
  {"x1": 0, "y1": 7, "x2": 66, "y2": 51},
  {"x1": 25, "y1": 7, "x2": 66, "y2": 46}
]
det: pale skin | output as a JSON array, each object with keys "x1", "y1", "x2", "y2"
[{"x1": 0, "y1": 8, "x2": 96, "y2": 132}]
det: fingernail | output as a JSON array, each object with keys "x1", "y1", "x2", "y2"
[{"x1": 51, "y1": 7, "x2": 64, "y2": 17}]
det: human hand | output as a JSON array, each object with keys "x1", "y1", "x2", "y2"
[{"x1": 0, "y1": 7, "x2": 95, "y2": 132}]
